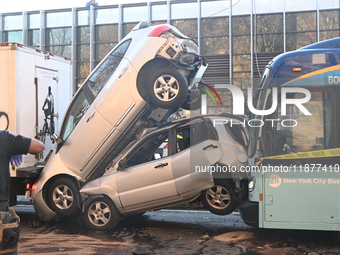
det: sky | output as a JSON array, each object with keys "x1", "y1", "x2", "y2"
[{"x1": 0, "y1": 0, "x2": 159, "y2": 13}]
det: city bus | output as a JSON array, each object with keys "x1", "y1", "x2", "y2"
[{"x1": 238, "y1": 37, "x2": 340, "y2": 239}]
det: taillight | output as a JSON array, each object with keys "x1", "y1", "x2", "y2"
[
  {"x1": 26, "y1": 182, "x2": 37, "y2": 191},
  {"x1": 148, "y1": 24, "x2": 173, "y2": 37},
  {"x1": 31, "y1": 182, "x2": 38, "y2": 192}
]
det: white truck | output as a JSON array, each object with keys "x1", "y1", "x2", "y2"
[{"x1": 0, "y1": 42, "x2": 72, "y2": 206}]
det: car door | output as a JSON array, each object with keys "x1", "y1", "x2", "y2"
[
  {"x1": 115, "y1": 130, "x2": 179, "y2": 212},
  {"x1": 171, "y1": 120, "x2": 222, "y2": 198},
  {"x1": 91, "y1": 45, "x2": 146, "y2": 132},
  {"x1": 57, "y1": 88, "x2": 114, "y2": 175}
]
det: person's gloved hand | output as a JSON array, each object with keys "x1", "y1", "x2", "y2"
[{"x1": 10, "y1": 155, "x2": 23, "y2": 167}]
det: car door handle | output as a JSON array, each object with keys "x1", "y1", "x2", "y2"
[
  {"x1": 203, "y1": 144, "x2": 218, "y2": 150},
  {"x1": 86, "y1": 112, "x2": 95, "y2": 122},
  {"x1": 118, "y1": 67, "x2": 128, "y2": 78},
  {"x1": 155, "y1": 163, "x2": 168, "y2": 168}
]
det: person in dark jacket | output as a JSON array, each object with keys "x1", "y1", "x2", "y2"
[{"x1": 0, "y1": 130, "x2": 44, "y2": 212}]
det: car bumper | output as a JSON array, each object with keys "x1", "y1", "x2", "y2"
[
  {"x1": 188, "y1": 59, "x2": 208, "y2": 89},
  {"x1": 32, "y1": 190, "x2": 56, "y2": 222},
  {"x1": 238, "y1": 199, "x2": 259, "y2": 228}
]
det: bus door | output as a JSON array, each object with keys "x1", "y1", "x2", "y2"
[{"x1": 260, "y1": 89, "x2": 340, "y2": 228}]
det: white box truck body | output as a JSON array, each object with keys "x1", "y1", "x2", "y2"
[{"x1": 0, "y1": 42, "x2": 72, "y2": 204}]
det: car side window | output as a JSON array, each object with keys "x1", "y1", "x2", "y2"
[
  {"x1": 60, "y1": 89, "x2": 91, "y2": 141},
  {"x1": 126, "y1": 131, "x2": 169, "y2": 167},
  {"x1": 176, "y1": 127, "x2": 190, "y2": 152},
  {"x1": 86, "y1": 39, "x2": 131, "y2": 97}
]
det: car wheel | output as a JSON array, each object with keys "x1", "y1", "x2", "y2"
[
  {"x1": 201, "y1": 179, "x2": 237, "y2": 215},
  {"x1": 181, "y1": 89, "x2": 202, "y2": 110},
  {"x1": 46, "y1": 177, "x2": 80, "y2": 217},
  {"x1": 146, "y1": 68, "x2": 188, "y2": 109},
  {"x1": 82, "y1": 196, "x2": 121, "y2": 230}
]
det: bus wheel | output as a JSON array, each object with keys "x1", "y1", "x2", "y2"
[{"x1": 201, "y1": 179, "x2": 237, "y2": 215}]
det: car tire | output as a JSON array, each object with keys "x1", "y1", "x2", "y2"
[
  {"x1": 146, "y1": 68, "x2": 188, "y2": 109},
  {"x1": 82, "y1": 196, "x2": 121, "y2": 230},
  {"x1": 46, "y1": 177, "x2": 80, "y2": 217},
  {"x1": 181, "y1": 89, "x2": 202, "y2": 110},
  {"x1": 201, "y1": 179, "x2": 237, "y2": 215}
]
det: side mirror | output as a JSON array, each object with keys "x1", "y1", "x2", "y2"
[
  {"x1": 52, "y1": 133, "x2": 64, "y2": 145},
  {"x1": 118, "y1": 159, "x2": 127, "y2": 169}
]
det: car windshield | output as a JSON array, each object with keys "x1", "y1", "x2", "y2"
[{"x1": 59, "y1": 89, "x2": 91, "y2": 141}]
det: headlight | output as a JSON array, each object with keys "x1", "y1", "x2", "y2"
[{"x1": 248, "y1": 177, "x2": 256, "y2": 192}]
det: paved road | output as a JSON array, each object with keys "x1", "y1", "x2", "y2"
[{"x1": 12, "y1": 205, "x2": 340, "y2": 255}]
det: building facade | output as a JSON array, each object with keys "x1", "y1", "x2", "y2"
[{"x1": 1, "y1": 0, "x2": 339, "y2": 114}]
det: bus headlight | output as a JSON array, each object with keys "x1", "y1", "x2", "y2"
[{"x1": 248, "y1": 177, "x2": 256, "y2": 192}]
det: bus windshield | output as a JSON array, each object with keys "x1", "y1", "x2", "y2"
[
  {"x1": 260, "y1": 89, "x2": 334, "y2": 157},
  {"x1": 248, "y1": 60, "x2": 336, "y2": 158},
  {"x1": 247, "y1": 67, "x2": 271, "y2": 158}
]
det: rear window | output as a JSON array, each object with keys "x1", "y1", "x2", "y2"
[
  {"x1": 224, "y1": 123, "x2": 249, "y2": 149},
  {"x1": 189, "y1": 120, "x2": 218, "y2": 146}
]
